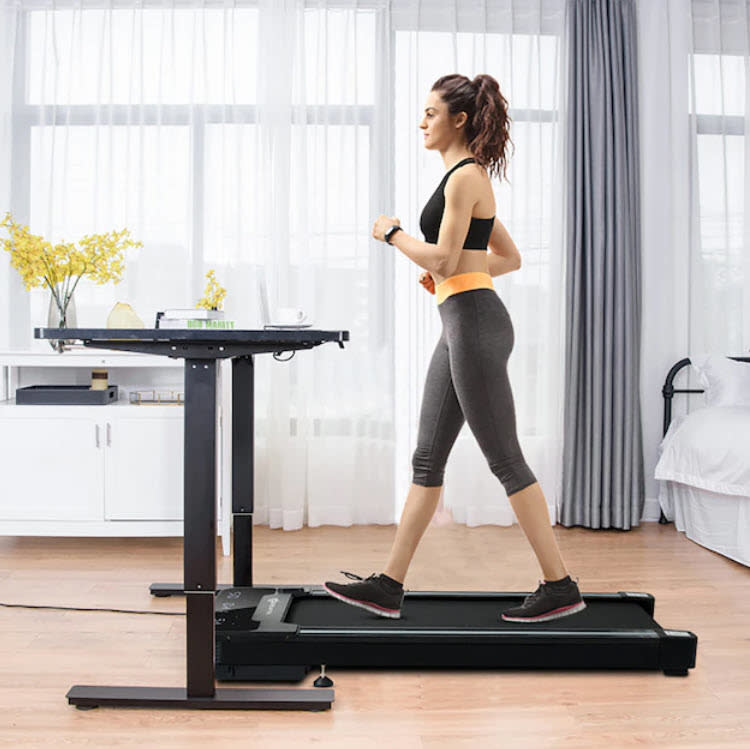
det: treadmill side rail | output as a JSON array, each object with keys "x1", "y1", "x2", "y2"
[{"x1": 659, "y1": 629, "x2": 698, "y2": 676}]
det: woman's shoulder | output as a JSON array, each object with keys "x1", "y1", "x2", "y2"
[{"x1": 445, "y1": 160, "x2": 490, "y2": 192}]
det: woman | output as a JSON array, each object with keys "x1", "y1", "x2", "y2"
[{"x1": 324, "y1": 73, "x2": 585, "y2": 624}]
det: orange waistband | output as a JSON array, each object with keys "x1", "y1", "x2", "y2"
[{"x1": 436, "y1": 272, "x2": 494, "y2": 305}]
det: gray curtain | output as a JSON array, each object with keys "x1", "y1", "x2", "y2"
[{"x1": 560, "y1": 0, "x2": 644, "y2": 529}]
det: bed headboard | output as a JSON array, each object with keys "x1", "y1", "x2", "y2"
[{"x1": 662, "y1": 356, "x2": 750, "y2": 436}]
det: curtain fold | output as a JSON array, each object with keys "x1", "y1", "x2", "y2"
[
  {"x1": 560, "y1": 0, "x2": 644, "y2": 529},
  {"x1": 0, "y1": 3, "x2": 16, "y2": 352}
]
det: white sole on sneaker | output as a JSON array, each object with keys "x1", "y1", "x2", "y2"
[
  {"x1": 501, "y1": 600, "x2": 587, "y2": 623},
  {"x1": 322, "y1": 583, "x2": 402, "y2": 619}
]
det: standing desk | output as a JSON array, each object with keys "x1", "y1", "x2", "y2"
[{"x1": 35, "y1": 327, "x2": 348, "y2": 711}]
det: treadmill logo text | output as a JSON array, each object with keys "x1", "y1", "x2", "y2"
[{"x1": 264, "y1": 596, "x2": 280, "y2": 615}]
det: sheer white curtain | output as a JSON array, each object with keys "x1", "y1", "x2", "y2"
[
  {"x1": 0, "y1": 3, "x2": 13, "y2": 353},
  {"x1": 638, "y1": 0, "x2": 750, "y2": 513},
  {"x1": 1, "y1": 0, "x2": 395, "y2": 530},
  {"x1": 392, "y1": 0, "x2": 568, "y2": 526}
]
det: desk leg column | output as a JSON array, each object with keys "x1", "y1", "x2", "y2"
[
  {"x1": 232, "y1": 355, "x2": 254, "y2": 587},
  {"x1": 184, "y1": 358, "x2": 217, "y2": 698}
]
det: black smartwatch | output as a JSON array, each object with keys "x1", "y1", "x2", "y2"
[{"x1": 384, "y1": 225, "x2": 402, "y2": 244}]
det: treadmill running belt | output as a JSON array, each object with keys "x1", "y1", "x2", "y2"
[{"x1": 288, "y1": 595, "x2": 657, "y2": 630}]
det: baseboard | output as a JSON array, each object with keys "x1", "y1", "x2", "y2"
[{"x1": 641, "y1": 495, "x2": 662, "y2": 523}]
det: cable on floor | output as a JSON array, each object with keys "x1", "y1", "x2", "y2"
[{"x1": 0, "y1": 601, "x2": 185, "y2": 616}]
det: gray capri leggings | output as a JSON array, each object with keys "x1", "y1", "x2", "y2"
[{"x1": 411, "y1": 286, "x2": 537, "y2": 496}]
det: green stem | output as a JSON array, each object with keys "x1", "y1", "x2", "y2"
[
  {"x1": 43, "y1": 277, "x2": 63, "y2": 312},
  {"x1": 67, "y1": 272, "x2": 84, "y2": 304}
]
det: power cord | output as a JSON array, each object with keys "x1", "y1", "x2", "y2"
[{"x1": 0, "y1": 601, "x2": 185, "y2": 616}]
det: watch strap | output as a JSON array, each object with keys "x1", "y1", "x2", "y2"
[{"x1": 385, "y1": 225, "x2": 402, "y2": 244}]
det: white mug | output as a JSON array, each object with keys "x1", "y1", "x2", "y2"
[{"x1": 274, "y1": 307, "x2": 307, "y2": 325}]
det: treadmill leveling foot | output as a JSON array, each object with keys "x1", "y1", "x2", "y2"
[{"x1": 314, "y1": 665, "x2": 334, "y2": 688}]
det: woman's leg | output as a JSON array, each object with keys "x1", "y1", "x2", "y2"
[
  {"x1": 384, "y1": 330, "x2": 466, "y2": 584},
  {"x1": 383, "y1": 483, "x2": 443, "y2": 584},
  {"x1": 508, "y1": 482, "x2": 567, "y2": 582},
  {"x1": 446, "y1": 290, "x2": 569, "y2": 582}
]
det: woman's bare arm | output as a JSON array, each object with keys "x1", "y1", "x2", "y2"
[{"x1": 488, "y1": 217, "x2": 522, "y2": 269}]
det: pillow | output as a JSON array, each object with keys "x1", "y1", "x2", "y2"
[{"x1": 690, "y1": 353, "x2": 750, "y2": 407}]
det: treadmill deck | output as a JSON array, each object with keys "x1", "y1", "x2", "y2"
[{"x1": 215, "y1": 587, "x2": 697, "y2": 680}]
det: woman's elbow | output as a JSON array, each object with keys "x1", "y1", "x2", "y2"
[{"x1": 437, "y1": 251, "x2": 458, "y2": 277}]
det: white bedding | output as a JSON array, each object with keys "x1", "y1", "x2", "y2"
[
  {"x1": 654, "y1": 405, "x2": 750, "y2": 496},
  {"x1": 655, "y1": 404, "x2": 750, "y2": 568}
]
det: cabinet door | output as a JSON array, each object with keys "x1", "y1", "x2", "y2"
[
  {"x1": 104, "y1": 415, "x2": 184, "y2": 521},
  {"x1": 0, "y1": 416, "x2": 104, "y2": 520}
]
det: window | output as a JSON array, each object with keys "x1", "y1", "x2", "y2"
[
  {"x1": 13, "y1": 4, "x2": 381, "y2": 332},
  {"x1": 690, "y1": 52, "x2": 745, "y2": 351}
]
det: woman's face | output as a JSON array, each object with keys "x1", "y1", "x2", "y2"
[{"x1": 419, "y1": 90, "x2": 466, "y2": 150}]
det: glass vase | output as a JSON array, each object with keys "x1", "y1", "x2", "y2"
[{"x1": 46, "y1": 284, "x2": 77, "y2": 353}]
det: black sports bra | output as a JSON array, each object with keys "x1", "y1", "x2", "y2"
[{"x1": 419, "y1": 157, "x2": 494, "y2": 251}]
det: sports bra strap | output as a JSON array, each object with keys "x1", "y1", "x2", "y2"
[{"x1": 442, "y1": 157, "x2": 477, "y2": 182}]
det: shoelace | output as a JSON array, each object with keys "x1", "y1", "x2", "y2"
[
  {"x1": 340, "y1": 570, "x2": 378, "y2": 582},
  {"x1": 523, "y1": 581, "x2": 546, "y2": 605},
  {"x1": 524, "y1": 576, "x2": 580, "y2": 604}
]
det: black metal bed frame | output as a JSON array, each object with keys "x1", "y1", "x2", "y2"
[{"x1": 658, "y1": 356, "x2": 750, "y2": 524}]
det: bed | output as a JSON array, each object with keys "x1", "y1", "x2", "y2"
[{"x1": 655, "y1": 354, "x2": 750, "y2": 568}]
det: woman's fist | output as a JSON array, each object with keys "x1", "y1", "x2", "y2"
[
  {"x1": 372, "y1": 215, "x2": 400, "y2": 242},
  {"x1": 419, "y1": 272, "x2": 435, "y2": 295}
]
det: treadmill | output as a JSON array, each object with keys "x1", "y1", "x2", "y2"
[
  {"x1": 210, "y1": 336, "x2": 696, "y2": 683},
  {"x1": 215, "y1": 586, "x2": 696, "y2": 681}
]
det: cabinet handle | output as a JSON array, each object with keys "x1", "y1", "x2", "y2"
[
  {"x1": 106, "y1": 423, "x2": 112, "y2": 447},
  {"x1": 95, "y1": 424, "x2": 101, "y2": 448}
]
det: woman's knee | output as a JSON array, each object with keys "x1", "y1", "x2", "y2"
[
  {"x1": 489, "y1": 455, "x2": 537, "y2": 496},
  {"x1": 412, "y1": 445, "x2": 446, "y2": 486}
]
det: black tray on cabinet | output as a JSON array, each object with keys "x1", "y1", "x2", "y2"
[{"x1": 16, "y1": 385, "x2": 118, "y2": 405}]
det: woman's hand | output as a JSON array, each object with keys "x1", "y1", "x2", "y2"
[
  {"x1": 419, "y1": 271, "x2": 435, "y2": 295},
  {"x1": 372, "y1": 215, "x2": 400, "y2": 242}
]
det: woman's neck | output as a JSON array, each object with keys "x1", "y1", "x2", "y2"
[{"x1": 440, "y1": 144, "x2": 474, "y2": 171}]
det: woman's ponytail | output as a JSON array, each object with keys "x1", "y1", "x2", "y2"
[
  {"x1": 431, "y1": 73, "x2": 514, "y2": 183},
  {"x1": 470, "y1": 74, "x2": 514, "y2": 182}
]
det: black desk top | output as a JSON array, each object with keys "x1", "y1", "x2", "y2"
[{"x1": 34, "y1": 328, "x2": 349, "y2": 359}]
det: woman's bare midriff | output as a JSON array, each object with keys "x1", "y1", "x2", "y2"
[{"x1": 430, "y1": 250, "x2": 490, "y2": 286}]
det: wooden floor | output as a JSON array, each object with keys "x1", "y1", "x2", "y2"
[{"x1": 1, "y1": 521, "x2": 748, "y2": 748}]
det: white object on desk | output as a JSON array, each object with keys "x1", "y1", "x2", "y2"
[{"x1": 258, "y1": 272, "x2": 313, "y2": 328}]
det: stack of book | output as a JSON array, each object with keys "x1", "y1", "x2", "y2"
[{"x1": 156, "y1": 309, "x2": 236, "y2": 330}]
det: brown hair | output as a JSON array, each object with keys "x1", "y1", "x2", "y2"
[{"x1": 431, "y1": 73, "x2": 514, "y2": 183}]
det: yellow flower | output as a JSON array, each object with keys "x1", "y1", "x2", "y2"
[
  {"x1": 1, "y1": 212, "x2": 143, "y2": 312},
  {"x1": 197, "y1": 269, "x2": 227, "y2": 311}
]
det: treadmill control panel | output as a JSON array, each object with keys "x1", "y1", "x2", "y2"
[{"x1": 216, "y1": 587, "x2": 300, "y2": 636}]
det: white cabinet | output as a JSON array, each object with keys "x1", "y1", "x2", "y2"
[
  {"x1": 0, "y1": 406, "x2": 183, "y2": 523},
  {"x1": 0, "y1": 350, "x2": 231, "y2": 549}
]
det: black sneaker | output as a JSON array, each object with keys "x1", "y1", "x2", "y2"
[
  {"x1": 323, "y1": 571, "x2": 404, "y2": 619},
  {"x1": 501, "y1": 576, "x2": 586, "y2": 623}
]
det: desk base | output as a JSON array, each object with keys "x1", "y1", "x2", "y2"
[
  {"x1": 150, "y1": 582, "x2": 233, "y2": 597},
  {"x1": 66, "y1": 685, "x2": 333, "y2": 711}
]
